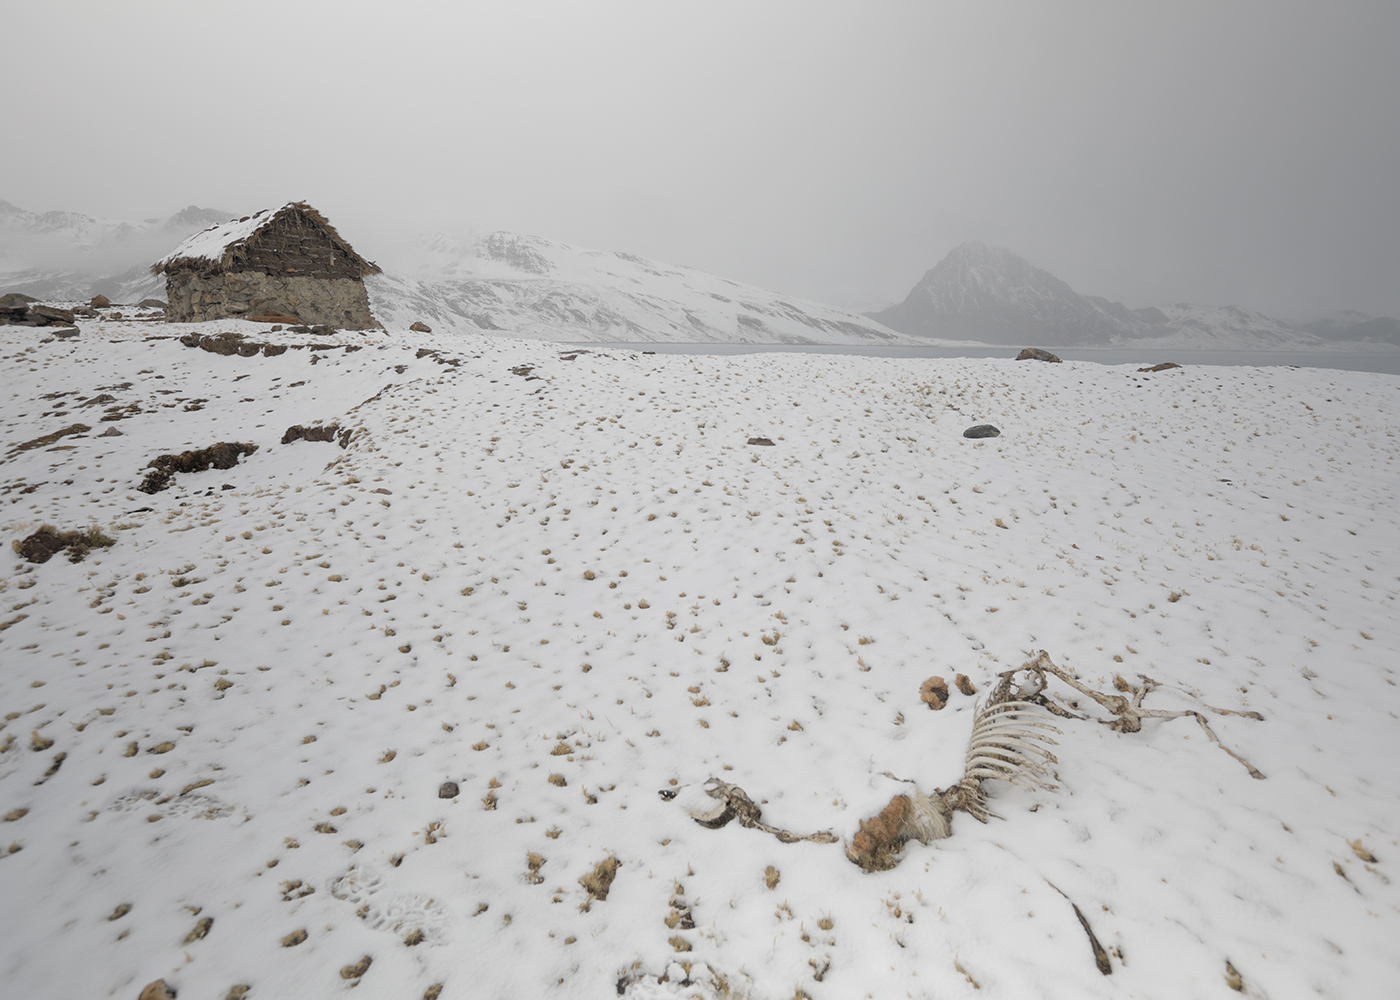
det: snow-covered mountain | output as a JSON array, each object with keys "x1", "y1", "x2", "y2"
[
  {"x1": 366, "y1": 231, "x2": 920, "y2": 345},
  {"x1": 871, "y1": 241, "x2": 1142, "y2": 346},
  {"x1": 0, "y1": 200, "x2": 231, "y2": 301},
  {"x1": 871, "y1": 242, "x2": 1360, "y2": 350}
]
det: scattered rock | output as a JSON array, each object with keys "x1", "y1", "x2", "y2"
[
  {"x1": 920, "y1": 676, "x2": 949, "y2": 710},
  {"x1": 281, "y1": 424, "x2": 340, "y2": 445},
  {"x1": 90, "y1": 294, "x2": 111, "y2": 308},
  {"x1": 955, "y1": 673, "x2": 977, "y2": 696},
  {"x1": 746, "y1": 437, "x2": 775, "y2": 446},
  {"x1": 438, "y1": 781, "x2": 459, "y2": 799},
  {"x1": 224, "y1": 986, "x2": 249, "y2": 1000},
  {"x1": 410, "y1": 321, "x2": 432, "y2": 333},
  {"x1": 183, "y1": 916, "x2": 213, "y2": 943},
  {"x1": 0, "y1": 300, "x2": 78, "y2": 328},
  {"x1": 280, "y1": 928, "x2": 307, "y2": 947},
  {"x1": 1015, "y1": 348, "x2": 1061, "y2": 362},
  {"x1": 963, "y1": 424, "x2": 1000, "y2": 439},
  {"x1": 138, "y1": 299, "x2": 168, "y2": 310},
  {"x1": 31, "y1": 305, "x2": 76, "y2": 325},
  {"x1": 138, "y1": 980, "x2": 176, "y2": 1000},
  {"x1": 98, "y1": 427, "x2": 124, "y2": 437},
  {"x1": 1137, "y1": 362, "x2": 1182, "y2": 372}
]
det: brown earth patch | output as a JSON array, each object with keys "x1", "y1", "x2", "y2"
[{"x1": 138, "y1": 442, "x2": 258, "y2": 494}]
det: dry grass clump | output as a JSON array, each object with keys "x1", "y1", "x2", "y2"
[
  {"x1": 340, "y1": 956, "x2": 372, "y2": 980},
  {"x1": 14, "y1": 524, "x2": 116, "y2": 564},
  {"x1": 764, "y1": 866, "x2": 780, "y2": 889},
  {"x1": 579, "y1": 855, "x2": 621, "y2": 910}
]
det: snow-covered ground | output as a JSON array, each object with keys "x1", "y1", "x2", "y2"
[{"x1": 2, "y1": 315, "x2": 1398, "y2": 1000}]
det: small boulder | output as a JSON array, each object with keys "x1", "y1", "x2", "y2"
[
  {"x1": 1137, "y1": 362, "x2": 1182, "y2": 372},
  {"x1": 31, "y1": 305, "x2": 76, "y2": 326},
  {"x1": 0, "y1": 292, "x2": 38, "y2": 308},
  {"x1": 90, "y1": 294, "x2": 111, "y2": 308},
  {"x1": 1015, "y1": 348, "x2": 1061, "y2": 363},
  {"x1": 746, "y1": 437, "x2": 775, "y2": 446},
  {"x1": 139, "y1": 980, "x2": 176, "y2": 1000},
  {"x1": 410, "y1": 321, "x2": 432, "y2": 333},
  {"x1": 438, "y1": 781, "x2": 459, "y2": 799},
  {"x1": 963, "y1": 424, "x2": 1000, "y2": 439},
  {"x1": 98, "y1": 427, "x2": 124, "y2": 437},
  {"x1": 138, "y1": 299, "x2": 168, "y2": 310}
]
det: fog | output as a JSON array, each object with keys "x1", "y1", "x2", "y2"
[{"x1": 4, "y1": 1, "x2": 1398, "y2": 320}]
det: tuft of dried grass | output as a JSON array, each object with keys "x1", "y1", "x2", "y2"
[{"x1": 579, "y1": 855, "x2": 621, "y2": 910}]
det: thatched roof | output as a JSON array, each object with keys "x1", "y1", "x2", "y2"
[{"x1": 151, "y1": 201, "x2": 381, "y2": 277}]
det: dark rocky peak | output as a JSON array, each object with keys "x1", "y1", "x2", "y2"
[{"x1": 477, "y1": 232, "x2": 555, "y2": 275}]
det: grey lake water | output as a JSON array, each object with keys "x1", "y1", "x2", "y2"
[{"x1": 572, "y1": 342, "x2": 1400, "y2": 376}]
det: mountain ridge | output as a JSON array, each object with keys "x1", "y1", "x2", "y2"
[{"x1": 3, "y1": 200, "x2": 1395, "y2": 349}]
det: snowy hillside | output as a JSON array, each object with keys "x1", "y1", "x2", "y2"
[
  {"x1": 1302, "y1": 310, "x2": 1400, "y2": 347},
  {"x1": 366, "y1": 232, "x2": 920, "y2": 346},
  {"x1": 1121, "y1": 303, "x2": 1324, "y2": 350},
  {"x1": 2, "y1": 313, "x2": 1397, "y2": 999}
]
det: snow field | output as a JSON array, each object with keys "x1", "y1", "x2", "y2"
[{"x1": 1, "y1": 318, "x2": 1398, "y2": 999}]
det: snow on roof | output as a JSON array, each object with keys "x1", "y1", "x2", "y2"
[{"x1": 151, "y1": 204, "x2": 287, "y2": 271}]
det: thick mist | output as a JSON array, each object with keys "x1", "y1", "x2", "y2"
[{"x1": 3, "y1": 2, "x2": 1398, "y2": 321}]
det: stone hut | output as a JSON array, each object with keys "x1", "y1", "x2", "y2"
[{"x1": 151, "y1": 202, "x2": 382, "y2": 328}]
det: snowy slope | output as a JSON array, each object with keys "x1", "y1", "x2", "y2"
[
  {"x1": 366, "y1": 232, "x2": 921, "y2": 346},
  {"x1": 1123, "y1": 303, "x2": 1325, "y2": 350},
  {"x1": 2, "y1": 315, "x2": 1398, "y2": 1000}
]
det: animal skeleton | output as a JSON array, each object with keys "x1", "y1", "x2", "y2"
[{"x1": 670, "y1": 650, "x2": 1264, "y2": 871}]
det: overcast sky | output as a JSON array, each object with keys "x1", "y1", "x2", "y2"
[{"x1": 6, "y1": 1, "x2": 1398, "y2": 319}]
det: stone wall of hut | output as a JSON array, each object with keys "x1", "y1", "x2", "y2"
[{"x1": 164, "y1": 271, "x2": 380, "y2": 329}]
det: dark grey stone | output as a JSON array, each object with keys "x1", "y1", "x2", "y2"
[
  {"x1": 963, "y1": 424, "x2": 1001, "y2": 439},
  {"x1": 438, "y1": 781, "x2": 459, "y2": 799}
]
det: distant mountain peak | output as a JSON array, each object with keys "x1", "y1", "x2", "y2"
[
  {"x1": 872, "y1": 243, "x2": 1341, "y2": 349},
  {"x1": 872, "y1": 242, "x2": 1123, "y2": 345}
]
